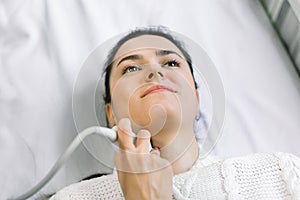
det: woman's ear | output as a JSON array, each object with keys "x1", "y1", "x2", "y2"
[{"x1": 105, "y1": 103, "x2": 116, "y2": 127}]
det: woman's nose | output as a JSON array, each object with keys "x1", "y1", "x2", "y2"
[{"x1": 145, "y1": 70, "x2": 164, "y2": 81}]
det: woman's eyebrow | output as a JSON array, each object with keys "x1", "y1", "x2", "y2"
[
  {"x1": 117, "y1": 54, "x2": 143, "y2": 67},
  {"x1": 156, "y1": 50, "x2": 183, "y2": 59},
  {"x1": 116, "y1": 50, "x2": 183, "y2": 67}
]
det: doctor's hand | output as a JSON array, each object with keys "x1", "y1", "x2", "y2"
[{"x1": 114, "y1": 118, "x2": 173, "y2": 200}]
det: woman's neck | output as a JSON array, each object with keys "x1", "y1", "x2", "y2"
[{"x1": 158, "y1": 131, "x2": 199, "y2": 175}]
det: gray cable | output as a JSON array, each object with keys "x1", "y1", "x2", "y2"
[{"x1": 11, "y1": 126, "x2": 117, "y2": 200}]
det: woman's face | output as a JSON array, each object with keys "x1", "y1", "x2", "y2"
[{"x1": 106, "y1": 35, "x2": 199, "y2": 147}]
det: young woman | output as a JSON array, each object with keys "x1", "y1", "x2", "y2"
[{"x1": 51, "y1": 27, "x2": 300, "y2": 200}]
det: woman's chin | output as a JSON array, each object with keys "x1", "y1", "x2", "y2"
[{"x1": 129, "y1": 97, "x2": 181, "y2": 128}]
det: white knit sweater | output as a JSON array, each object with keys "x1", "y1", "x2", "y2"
[{"x1": 51, "y1": 152, "x2": 300, "y2": 200}]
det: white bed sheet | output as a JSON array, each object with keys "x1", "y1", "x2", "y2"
[{"x1": 1, "y1": 0, "x2": 300, "y2": 199}]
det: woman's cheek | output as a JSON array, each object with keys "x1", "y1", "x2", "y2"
[
  {"x1": 110, "y1": 73, "x2": 146, "y2": 120},
  {"x1": 168, "y1": 69, "x2": 198, "y2": 122},
  {"x1": 110, "y1": 78, "x2": 135, "y2": 121}
]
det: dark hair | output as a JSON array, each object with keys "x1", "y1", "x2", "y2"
[{"x1": 103, "y1": 26, "x2": 198, "y2": 104}]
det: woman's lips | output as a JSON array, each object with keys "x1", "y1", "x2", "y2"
[{"x1": 141, "y1": 85, "x2": 175, "y2": 98}]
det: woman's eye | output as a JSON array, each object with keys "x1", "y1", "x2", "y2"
[
  {"x1": 122, "y1": 66, "x2": 141, "y2": 74},
  {"x1": 164, "y1": 60, "x2": 180, "y2": 68}
]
